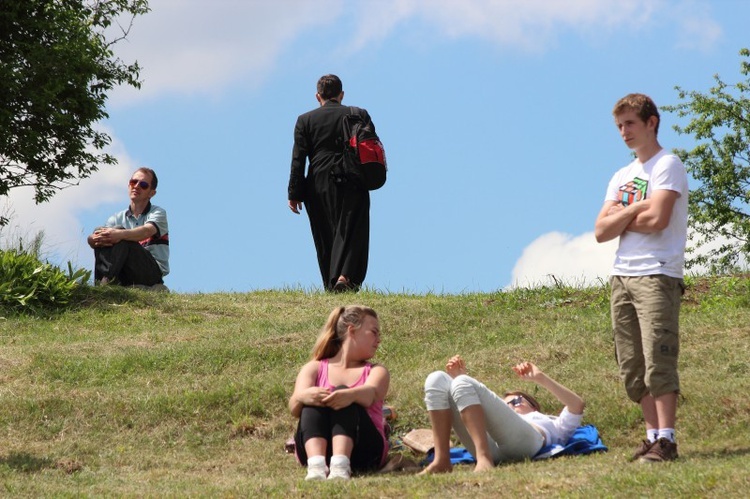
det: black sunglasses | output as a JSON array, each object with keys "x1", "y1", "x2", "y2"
[
  {"x1": 129, "y1": 179, "x2": 151, "y2": 190},
  {"x1": 507, "y1": 395, "x2": 525, "y2": 407}
]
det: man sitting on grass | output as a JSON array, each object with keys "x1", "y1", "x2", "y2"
[{"x1": 87, "y1": 167, "x2": 169, "y2": 290}]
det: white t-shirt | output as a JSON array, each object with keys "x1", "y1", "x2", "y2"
[
  {"x1": 521, "y1": 407, "x2": 582, "y2": 446},
  {"x1": 604, "y1": 149, "x2": 688, "y2": 278}
]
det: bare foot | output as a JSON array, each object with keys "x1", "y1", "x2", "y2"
[
  {"x1": 419, "y1": 461, "x2": 453, "y2": 475},
  {"x1": 473, "y1": 458, "x2": 494, "y2": 473}
]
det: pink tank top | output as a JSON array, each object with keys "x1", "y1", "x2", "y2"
[{"x1": 317, "y1": 359, "x2": 387, "y2": 464}]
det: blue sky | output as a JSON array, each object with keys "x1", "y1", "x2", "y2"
[{"x1": 4, "y1": 0, "x2": 750, "y2": 294}]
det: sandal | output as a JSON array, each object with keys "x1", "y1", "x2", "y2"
[{"x1": 333, "y1": 276, "x2": 353, "y2": 293}]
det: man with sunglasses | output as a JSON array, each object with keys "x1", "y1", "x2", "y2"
[{"x1": 87, "y1": 167, "x2": 169, "y2": 289}]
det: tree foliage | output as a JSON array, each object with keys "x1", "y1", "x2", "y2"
[
  {"x1": 664, "y1": 48, "x2": 750, "y2": 273},
  {"x1": 0, "y1": 0, "x2": 150, "y2": 225}
]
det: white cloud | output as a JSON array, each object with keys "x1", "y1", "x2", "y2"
[
  {"x1": 510, "y1": 231, "x2": 617, "y2": 288},
  {"x1": 336, "y1": 0, "x2": 666, "y2": 55},
  {"x1": 109, "y1": 0, "x2": 344, "y2": 104},
  {"x1": 107, "y1": 0, "x2": 682, "y2": 103},
  {"x1": 402, "y1": 0, "x2": 659, "y2": 50},
  {"x1": 510, "y1": 227, "x2": 748, "y2": 289},
  {"x1": 673, "y1": 1, "x2": 723, "y2": 51}
]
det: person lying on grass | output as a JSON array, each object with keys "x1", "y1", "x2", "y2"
[
  {"x1": 420, "y1": 357, "x2": 585, "y2": 474},
  {"x1": 289, "y1": 305, "x2": 390, "y2": 480}
]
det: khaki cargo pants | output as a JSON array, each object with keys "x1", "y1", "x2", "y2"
[{"x1": 610, "y1": 275, "x2": 684, "y2": 402}]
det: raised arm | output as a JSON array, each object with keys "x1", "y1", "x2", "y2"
[{"x1": 513, "y1": 362, "x2": 585, "y2": 415}]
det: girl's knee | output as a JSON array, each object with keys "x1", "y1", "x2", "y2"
[
  {"x1": 424, "y1": 370, "x2": 452, "y2": 391},
  {"x1": 424, "y1": 371, "x2": 453, "y2": 411},
  {"x1": 451, "y1": 374, "x2": 477, "y2": 393}
]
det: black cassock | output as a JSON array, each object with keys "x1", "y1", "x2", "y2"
[{"x1": 288, "y1": 100, "x2": 372, "y2": 291}]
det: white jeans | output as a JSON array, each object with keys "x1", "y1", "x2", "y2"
[{"x1": 423, "y1": 371, "x2": 544, "y2": 463}]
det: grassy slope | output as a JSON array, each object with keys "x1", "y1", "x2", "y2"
[{"x1": 0, "y1": 277, "x2": 749, "y2": 497}]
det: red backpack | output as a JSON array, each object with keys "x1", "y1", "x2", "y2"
[{"x1": 340, "y1": 107, "x2": 387, "y2": 190}]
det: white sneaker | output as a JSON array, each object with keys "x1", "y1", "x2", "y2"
[
  {"x1": 304, "y1": 462, "x2": 328, "y2": 481},
  {"x1": 327, "y1": 464, "x2": 351, "y2": 480}
]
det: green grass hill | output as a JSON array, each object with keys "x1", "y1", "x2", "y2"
[{"x1": 1, "y1": 276, "x2": 749, "y2": 497}]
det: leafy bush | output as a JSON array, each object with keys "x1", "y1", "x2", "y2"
[{"x1": 0, "y1": 248, "x2": 90, "y2": 314}]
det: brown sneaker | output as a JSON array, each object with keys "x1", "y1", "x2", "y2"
[
  {"x1": 639, "y1": 438, "x2": 678, "y2": 463},
  {"x1": 630, "y1": 440, "x2": 654, "y2": 461}
]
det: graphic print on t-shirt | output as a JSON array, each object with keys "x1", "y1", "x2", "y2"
[{"x1": 618, "y1": 177, "x2": 648, "y2": 206}]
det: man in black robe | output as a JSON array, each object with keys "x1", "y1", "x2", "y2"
[{"x1": 288, "y1": 74, "x2": 374, "y2": 292}]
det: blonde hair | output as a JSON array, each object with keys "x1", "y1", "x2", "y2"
[{"x1": 311, "y1": 305, "x2": 378, "y2": 360}]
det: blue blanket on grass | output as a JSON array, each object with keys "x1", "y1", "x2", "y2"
[
  {"x1": 533, "y1": 424, "x2": 608, "y2": 460},
  {"x1": 423, "y1": 424, "x2": 607, "y2": 465}
]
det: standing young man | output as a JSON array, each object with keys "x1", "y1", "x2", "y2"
[
  {"x1": 287, "y1": 74, "x2": 374, "y2": 292},
  {"x1": 595, "y1": 93, "x2": 688, "y2": 463}
]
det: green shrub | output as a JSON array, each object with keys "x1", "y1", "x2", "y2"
[{"x1": 0, "y1": 249, "x2": 90, "y2": 314}]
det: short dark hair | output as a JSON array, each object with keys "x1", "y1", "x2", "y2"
[
  {"x1": 135, "y1": 167, "x2": 158, "y2": 190},
  {"x1": 317, "y1": 74, "x2": 343, "y2": 101},
  {"x1": 613, "y1": 93, "x2": 660, "y2": 136}
]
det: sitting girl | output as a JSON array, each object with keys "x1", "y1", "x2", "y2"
[
  {"x1": 289, "y1": 305, "x2": 390, "y2": 480},
  {"x1": 421, "y1": 356, "x2": 584, "y2": 473}
]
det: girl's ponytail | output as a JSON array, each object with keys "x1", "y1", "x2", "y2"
[{"x1": 311, "y1": 305, "x2": 377, "y2": 360}]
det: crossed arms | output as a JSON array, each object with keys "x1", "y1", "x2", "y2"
[
  {"x1": 288, "y1": 360, "x2": 390, "y2": 418},
  {"x1": 87, "y1": 223, "x2": 157, "y2": 249},
  {"x1": 594, "y1": 189, "x2": 679, "y2": 243}
]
